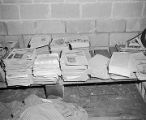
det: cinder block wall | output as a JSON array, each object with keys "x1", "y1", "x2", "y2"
[{"x1": 0, "y1": 0, "x2": 146, "y2": 48}]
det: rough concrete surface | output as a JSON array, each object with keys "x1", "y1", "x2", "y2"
[{"x1": 0, "y1": 82, "x2": 146, "y2": 120}]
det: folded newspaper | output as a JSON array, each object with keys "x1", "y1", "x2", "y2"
[
  {"x1": 32, "y1": 53, "x2": 61, "y2": 84},
  {"x1": 50, "y1": 35, "x2": 90, "y2": 52},
  {"x1": 5, "y1": 48, "x2": 36, "y2": 62},
  {"x1": 109, "y1": 52, "x2": 146, "y2": 80},
  {"x1": 60, "y1": 50, "x2": 89, "y2": 81},
  {"x1": 4, "y1": 48, "x2": 36, "y2": 86}
]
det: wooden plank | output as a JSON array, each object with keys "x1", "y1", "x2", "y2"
[{"x1": 63, "y1": 77, "x2": 139, "y2": 86}]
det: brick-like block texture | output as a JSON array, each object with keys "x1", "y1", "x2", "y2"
[
  {"x1": 113, "y1": 2, "x2": 143, "y2": 18},
  {"x1": 89, "y1": 33, "x2": 109, "y2": 47},
  {"x1": 0, "y1": 5, "x2": 19, "y2": 19},
  {"x1": 20, "y1": 4, "x2": 49, "y2": 19},
  {"x1": 35, "y1": 20, "x2": 65, "y2": 34},
  {"x1": 140, "y1": 19, "x2": 146, "y2": 31},
  {"x1": 3, "y1": 0, "x2": 32, "y2": 3},
  {"x1": 110, "y1": 32, "x2": 138, "y2": 46},
  {"x1": 0, "y1": 0, "x2": 145, "y2": 48},
  {"x1": 0, "y1": 36, "x2": 5, "y2": 44},
  {"x1": 6, "y1": 21, "x2": 35, "y2": 35},
  {"x1": 126, "y1": 18, "x2": 146, "y2": 32},
  {"x1": 82, "y1": 3, "x2": 112, "y2": 18},
  {"x1": 66, "y1": 20, "x2": 95, "y2": 33},
  {"x1": 143, "y1": 3, "x2": 146, "y2": 17},
  {"x1": 65, "y1": 0, "x2": 96, "y2": 2},
  {"x1": 34, "y1": 0, "x2": 64, "y2": 2},
  {"x1": 0, "y1": 22, "x2": 7, "y2": 35},
  {"x1": 0, "y1": 35, "x2": 23, "y2": 48},
  {"x1": 96, "y1": 19, "x2": 126, "y2": 32},
  {"x1": 5, "y1": 35, "x2": 21, "y2": 42},
  {"x1": 51, "y1": 4, "x2": 80, "y2": 18},
  {"x1": 52, "y1": 33, "x2": 80, "y2": 39}
]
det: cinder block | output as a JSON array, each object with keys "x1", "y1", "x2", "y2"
[
  {"x1": 113, "y1": 2, "x2": 143, "y2": 18},
  {"x1": 6, "y1": 21, "x2": 35, "y2": 35},
  {"x1": 51, "y1": 3, "x2": 80, "y2": 18},
  {"x1": 66, "y1": 20, "x2": 95, "y2": 33},
  {"x1": 5, "y1": 35, "x2": 23, "y2": 48},
  {"x1": 82, "y1": 3, "x2": 112, "y2": 18},
  {"x1": 34, "y1": 0, "x2": 64, "y2": 2},
  {"x1": 110, "y1": 32, "x2": 138, "y2": 46},
  {"x1": 5, "y1": 35, "x2": 21, "y2": 42},
  {"x1": 88, "y1": 33, "x2": 109, "y2": 47},
  {"x1": 52, "y1": 33, "x2": 89, "y2": 39},
  {"x1": 20, "y1": 4, "x2": 49, "y2": 19},
  {"x1": 0, "y1": 22, "x2": 7, "y2": 35},
  {"x1": 96, "y1": 19, "x2": 126, "y2": 32},
  {"x1": 0, "y1": 36, "x2": 5, "y2": 44},
  {"x1": 35, "y1": 20, "x2": 65, "y2": 34},
  {"x1": 126, "y1": 19, "x2": 146, "y2": 32},
  {"x1": 0, "y1": 5, "x2": 19, "y2": 19},
  {"x1": 52, "y1": 33, "x2": 78, "y2": 40},
  {"x1": 140, "y1": 18, "x2": 146, "y2": 31},
  {"x1": 65, "y1": 0, "x2": 96, "y2": 2},
  {"x1": 126, "y1": 19, "x2": 141, "y2": 32},
  {"x1": 3, "y1": 0, "x2": 32, "y2": 3},
  {"x1": 143, "y1": 3, "x2": 146, "y2": 17}
]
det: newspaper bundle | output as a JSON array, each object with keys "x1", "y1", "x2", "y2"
[
  {"x1": 3, "y1": 48, "x2": 36, "y2": 86},
  {"x1": 32, "y1": 53, "x2": 61, "y2": 84},
  {"x1": 60, "y1": 50, "x2": 89, "y2": 81},
  {"x1": 65, "y1": 35, "x2": 90, "y2": 49},
  {"x1": 50, "y1": 35, "x2": 90, "y2": 52},
  {"x1": 108, "y1": 52, "x2": 146, "y2": 80}
]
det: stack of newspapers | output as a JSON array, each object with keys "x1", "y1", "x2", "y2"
[
  {"x1": 32, "y1": 53, "x2": 61, "y2": 84},
  {"x1": 50, "y1": 35, "x2": 90, "y2": 52},
  {"x1": 60, "y1": 50, "x2": 89, "y2": 81},
  {"x1": 3, "y1": 48, "x2": 36, "y2": 86},
  {"x1": 65, "y1": 35, "x2": 90, "y2": 50}
]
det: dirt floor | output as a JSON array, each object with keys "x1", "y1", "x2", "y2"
[
  {"x1": 0, "y1": 83, "x2": 146, "y2": 120},
  {"x1": 64, "y1": 84, "x2": 146, "y2": 119}
]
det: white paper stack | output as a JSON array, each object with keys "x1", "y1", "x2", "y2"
[
  {"x1": 108, "y1": 52, "x2": 136, "y2": 78},
  {"x1": 60, "y1": 50, "x2": 89, "y2": 81},
  {"x1": 3, "y1": 48, "x2": 36, "y2": 86},
  {"x1": 29, "y1": 35, "x2": 51, "y2": 49},
  {"x1": 32, "y1": 53, "x2": 61, "y2": 84},
  {"x1": 50, "y1": 36, "x2": 90, "y2": 52},
  {"x1": 28, "y1": 35, "x2": 51, "y2": 55},
  {"x1": 109, "y1": 52, "x2": 131, "y2": 77}
]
